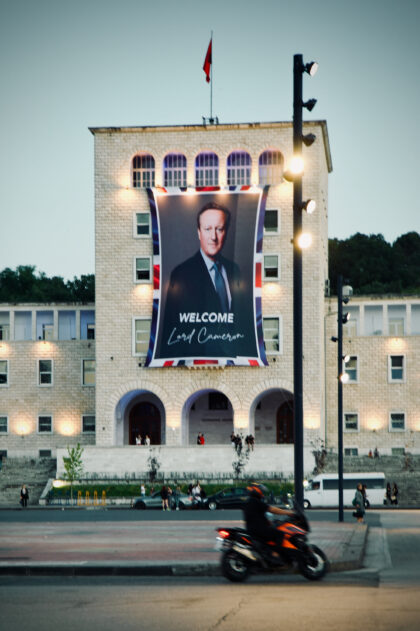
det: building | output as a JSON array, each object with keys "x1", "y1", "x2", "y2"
[{"x1": 1, "y1": 120, "x2": 418, "y2": 478}]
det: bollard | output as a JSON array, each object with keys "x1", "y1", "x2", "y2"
[
  {"x1": 77, "y1": 490, "x2": 82, "y2": 506},
  {"x1": 85, "y1": 490, "x2": 90, "y2": 506},
  {"x1": 93, "y1": 490, "x2": 98, "y2": 506},
  {"x1": 101, "y1": 490, "x2": 106, "y2": 506}
]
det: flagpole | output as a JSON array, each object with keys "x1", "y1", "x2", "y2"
[{"x1": 210, "y1": 30, "x2": 213, "y2": 121}]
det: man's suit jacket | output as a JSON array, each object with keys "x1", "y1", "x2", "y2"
[{"x1": 159, "y1": 251, "x2": 250, "y2": 358}]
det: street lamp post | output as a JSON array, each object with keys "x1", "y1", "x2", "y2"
[{"x1": 292, "y1": 54, "x2": 317, "y2": 509}]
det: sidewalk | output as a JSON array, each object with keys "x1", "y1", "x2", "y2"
[{"x1": 0, "y1": 516, "x2": 367, "y2": 576}]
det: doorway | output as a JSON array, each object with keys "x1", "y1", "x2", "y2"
[
  {"x1": 276, "y1": 401, "x2": 294, "y2": 444},
  {"x1": 129, "y1": 401, "x2": 161, "y2": 445}
]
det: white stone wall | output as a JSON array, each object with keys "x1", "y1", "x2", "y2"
[
  {"x1": 325, "y1": 296, "x2": 420, "y2": 455},
  {"x1": 0, "y1": 304, "x2": 96, "y2": 458},
  {"x1": 92, "y1": 122, "x2": 330, "y2": 448}
]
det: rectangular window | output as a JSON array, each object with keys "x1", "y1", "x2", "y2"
[
  {"x1": 82, "y1": 359, "x2": 95, "y2": 386},
  {"x1": 388, "y1": 305, "x2": 405, "y2": 336},
  {"x1": 264, "y1": 210, "x2": 279, "y2": 234},
  {"x1": 58, "y1": 310, "x2": 76, "y2": 340},
  {"x1": 388, "y1": 355, "x2": 405, "y2": 382},
  {"x1": 38, "y1": 359, "x2": 53, "y2": 386},
  {"x1": 14, "y1": 311, "x2": 32, "y2": 341},
  {"x1": 343, "y1": 306, "x2": 359, "y2": 338},
  {"x1": 82, "y1": 415, "x2": 96, "y2": 434},
  {"x1": 411, "y1": 304, "x2": 420, "y2": 334},
  {"x1": 38, "y1": 415, "x2": 52, "y2": 434},
  {"x1": 263, "y1": 255, "x2": 280, "y2": 280},
  {"x1": 0, "y1": 416, "x2": 8, "y2": 433},
  {"x1": 364, "y1": 305, "x2": 383, "y2": 335},
  {"x1": 390, "y1": 412, "x2": 405, "y2": 431},
  {"x1": 134, "y1": 257, "x2": 151, "y2": 283},
  {"x1": 39, "y1": 449, "x2": 52, "y2": 458},
  {"x1": 344, "y1": 448, "x2": 358, "y2": 456},
  {"x1": 133, "y1": 318, "x2": 151, "y2": 356},
  {"x1": 135, "y1": 212, "x2": 151, "y2": 237},
  {"x1": 344, "y1": 413, "x2": 358, "y2": 432},
  {"x1": 344, "y1": 356, "x2": 358, "y2": 382},
  {"x1": 0, "y1": 312, "x2": 10, "y2": 340},
  {"x1": 87, "y1": 323, "x2": 95, "y2": 340},
  {"x1": 80, "y1": 310, "x2": 95, "y2": 340},
  {"x1": 391, "y1": 447, "x2": 405, "y2": 455},
  {"x1": 36, "y1": 311, "x2": 54, "y2": 341},
  {"x1": 0, "y1": 360, "x2": 8, "y2": 386},
  {"x1": 263, "y1": 317, "x2": 280, "y2": 353}
]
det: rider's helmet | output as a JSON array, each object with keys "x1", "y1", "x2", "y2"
[{"x1": 246, "y1": 482, "x2": 269, "y2": 499}]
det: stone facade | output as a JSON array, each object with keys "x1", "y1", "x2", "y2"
[
  {"x1": 90, "y1": 121, "x2": 331, "y2": 455},
  {"x1": 0, "y1": 305, "x2": 96, "y2": 458}
]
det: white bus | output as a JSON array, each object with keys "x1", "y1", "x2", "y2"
[{"x1": 303, "y1": 472, "x2": 386, "y2": 508}]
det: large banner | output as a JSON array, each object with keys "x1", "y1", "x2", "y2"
[{"x1": 145, "y1": 186, "x2": 269, "y2": 367}]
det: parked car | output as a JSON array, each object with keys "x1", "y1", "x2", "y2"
[
  {"x1": 132, "y1": 490, "x2": 193, "y2": 510},
  {"x1": 203, "y1": 487, "x2": 251, "y2": 510}
]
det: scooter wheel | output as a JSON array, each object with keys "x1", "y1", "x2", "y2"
[
  {"x1": 221, "y1": 550, "x2": 250, "y2": 582},
  {"x1": 298, "y1": 544, "x2": 329, "y2": 581}
]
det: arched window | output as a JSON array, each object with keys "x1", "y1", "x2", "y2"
[
  {"x1": 227, "y1": 151, "x2": 251, "y2": 186},
  {"x1": 132, "y1": 154, "x2": 155, "y2": 188},
  {"x1": 163, "y1": 153, "x2": 187, "y2": 187},
  {"x1": 195, "y1": 152, "x2": 219, "y2": 187},
  {"x1": 258, "y1": 150, "x2": 283, "y2": 186}
]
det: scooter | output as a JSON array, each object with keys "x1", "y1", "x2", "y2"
[{"x1": 216, "y1": 501, "x2": 329, "y2": 582}]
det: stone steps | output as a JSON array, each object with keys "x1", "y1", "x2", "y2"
[{"x1": 0, "y1": 457, "x2": 56, "y2": 506}]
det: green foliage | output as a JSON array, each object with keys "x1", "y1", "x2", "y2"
[
  {"x1": 328, "y1": 231, "x2": 420, "y2": 295},
  {"x1": 0, "y1": 265, "x2": 95, "y2": 303},
  {"x1": 62, "y1": 444, "x2": 84, "y2": 499}
]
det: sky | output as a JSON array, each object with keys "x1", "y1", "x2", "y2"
[{"x1": 1, "y1": 0, "x2": 419, "y2": 280}]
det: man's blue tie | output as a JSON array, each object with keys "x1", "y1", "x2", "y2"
[{"x1": 213, "y1": 261, "x2": 229, "y2": 312}]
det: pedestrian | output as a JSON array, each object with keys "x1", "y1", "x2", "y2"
[
  {"x1": 368, "y1": 449, "x2": 373, "y2": 458},
  {"x1": 197, "y1": 432, "x2": 201, "y2": 445},
  {"x1": 386, "y1": 482, "x2": 392, "y2": 505},
  {"x1": 374, "y1": 447, "x2": 379, "y2": 458},
  {"x1": 234, "y1": 434, "x2": 242, "y2": 455},
  {"x1": 199, "y1": 433, "x2": 205, "y2": 445},
  {"x1": 141, "y1": 484, "x2": 146, "y2": 497},
  {"x1": 145, "y1": 434, "x2": 151, "y2": 446},
  {"x1": 248, "y1": 434, "x2": 255, "y2": 451},
  {"x1": 391, "y1": 482, "x2": 399, "y2": 505},
  {"x1": 173, "y1": 485, "x2": 181, "y2": 510},
  {"x1": 352, "y1": 483, "x2": 365, "y2": 523},
  {"x1": 136, "y1": 434, "x2": 142, "y2": 445},
  {"x1": 20, "y1": 484, "x2": 29, "y2": 508},
  {"x1": 230, "y1": 432, "x2": 235, "y2": 446},
  {"x1": 160, "y1": 484, "x2": 170, "y2": 511}
]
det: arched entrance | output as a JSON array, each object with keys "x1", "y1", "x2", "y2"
[
  {"x1": 129, "y1": 401, "x2": 161, "y2": 445},
  {"x1": 276, "y1": 401, "x2": 294, "y2": 444},
  {"x1": 114, "y1": 389, "x2": 165, "y2": 445},
  {"x1": 251, "y1": 388, "x2": 294, "y2": 444},
  {"x1": 182, "y1": 389, "x2": 234, "y2": 445}
]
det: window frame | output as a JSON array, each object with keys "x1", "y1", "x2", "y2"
[
  {"x1": 133, "y1": 317, "x2": 152, "y2": 357},
  {"x1": 0, "y1": 415, "x2": 8, "y2": 434},
  {"x1": 263, "y1": 316, "x2": 282, "y2": 355},
  {"x1": 263, "y1": 254, "x2": 280, "y2": 281},
  {"x1": 226, "y1": 151, "x2": 251, "y2": 186},
  {"x1": 389, "y1": 411, "x2": 406, "y2": 432},
  {"x1": 132, "y1": 154, "x2": 155, "y2": 189},
  {"x1": 258, "y1": 150, "x2": 284, "y2": 186},
  {"x1": 0, "y1": 359, "x2": 9, "y2": 387},
  {"x1": 82, "y1": 359, "x2": 96, "y2": 387},
  {"x1": 263, "y1": 209, "x2": 280, "y2": 235},
  {"x1": 343, "y1": 412, "x2": 359, "y2": 433},
  {"x1": 344, "y1": 355, "x2": 358, "y2": 383},
  {"x1": 344, "y1": 447, "x2": 358, "y2": 457},
  {"x1": 163, "y1": 153, "x2": 187, "y2": 188},
  {"x1": 388, "y1": 354, "x2": 405, "y2": 383},
  {"x1": 133, "y1": 211, "x2": 151, "y2": 239},
  {"x1": 38, "y1": 415, "x2": 53, "y2": 435},
  {"x1": 38, "y1": 359, "x2": 53, "y2": 387},
  {"x1": 195, "y1": 152, "x2": 219, "y2": 187},
  {"x1": 134, "y1": 256, "x2": 152, "y2": 284},
  {"x1": 82, "y1": 414, "x2": 96, "y2": 434}
]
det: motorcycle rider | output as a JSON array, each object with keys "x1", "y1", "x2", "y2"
[{"x1": 243, "y1": 483, "x2": 295, "y2": 558}]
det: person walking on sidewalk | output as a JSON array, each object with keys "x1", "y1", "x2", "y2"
[
  {"x1": 352, "y1": 483, "x2": 365, "y2": 523},
  {"x1": 391, "y1": 482, "x2": 399, "y2": 505},
  {"x1": 20, "y1": 484, "x2": 29, "y2": 508},
  {"x1": 160, "y1": 485, "x2": 170, "y2": 511}
]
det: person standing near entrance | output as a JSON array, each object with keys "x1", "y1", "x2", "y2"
[{"x1": 145, "y1": 435, "x2": 151, "y2": 446}]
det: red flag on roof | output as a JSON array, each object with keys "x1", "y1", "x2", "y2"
[{"x1": 203, "y1": 39, "x2": 212, "y2": 83}]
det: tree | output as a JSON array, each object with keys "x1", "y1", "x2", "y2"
[
  {"x1": 0, "y1": 266, "x2": 94, "y2": 303},
  {"x1": 62, "y1": 443, "x2": 84, "y2": 500}
]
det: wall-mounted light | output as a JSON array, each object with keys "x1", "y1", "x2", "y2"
[
  {"x1": 301, "y1": 199, "x2": 316, "y2": 214},
  {"x1": 302, "y1": 133, "x2": 316, "y2": 147},
  {"x1": 297, "y1": 232, "x2": 312, "y2": 249}
]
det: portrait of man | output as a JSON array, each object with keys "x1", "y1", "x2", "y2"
[
  {"x1": 147, "y1": 188, "x2": 268, "y2": 365},
  {"x1": 164, "y1": 202, "x2": 241, "y2": 317}
]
